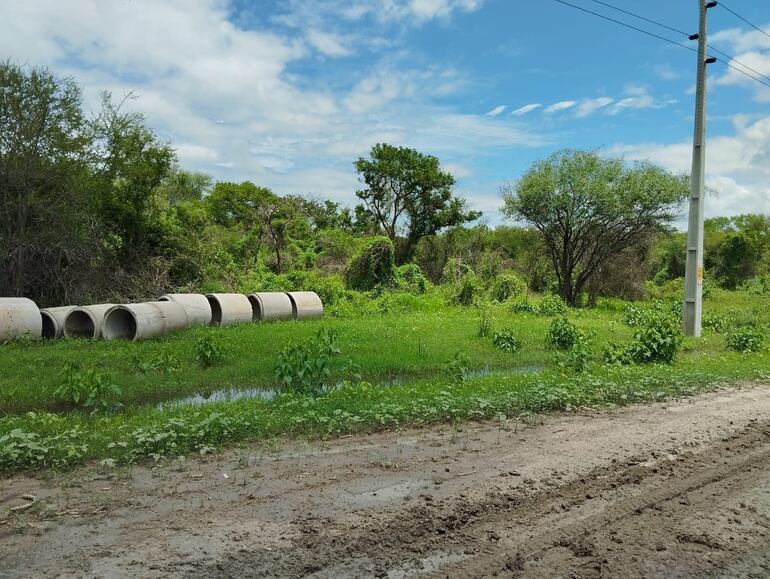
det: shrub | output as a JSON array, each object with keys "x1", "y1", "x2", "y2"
[
  {"x1": 492, "y1": 329, "x2": 520, "y2": 353},
  {"x1": 624, "y1": 315, "x2": 683, "y2": 364},
  {"x1": 602, "y1": 341, "x2": 631, "y2": 365},
  {"x1": 196, "y1": 335, "x2": 224, "y2": 369},
  {"x1": 490, "y1": 272, "x2": 527, "y2": 303},
  {"x1": 478, "y1": 305, "x2": 492, "y2": 338},
  {"x1": 444, "y1": 351, "x2": 471, "y2": 383},
  {"x1": 561, "y1": 333, "x2": 593, "y2": 373},
  {"x1": 739, "y1": 275, "x2": 770, "y2": 296},
  {"x1": 132, "y1": 352, "x2": 180, "y2": 374},
  {"x1": 274, "y1": 328, "x2": 341, "y2": 396},
  {"x1": 622, "y1": 300, "x2": 680, "y2": 327},
  {"x1": 451, "y1": 273, "x2": 483, "y2": 306},
  {"x1": 702, "y1": 312, "x2": 729, "y2": 334},
  {"x1": 547, "y1": 318, "x2": 581, "y2": 350},
  {"x1": 54, "y1": 363, "x2": 122, "y2": 413},
  {"x1": 344, "y1": 237, "x2": 395, "y2": 291},
  {"x1": 726, "y1": 326, "x2": 767, "y2": 353},
  {"x1": 441, "y1": 257, "x2": 473, "y2": 285},
  {"x1": 395, "y1": 263, "x2": 428, "y2": 295},
  {"x1": 511, "y1": 297, "x2": 539, "y2": 314},
  {"x1": 538, "y1": 294, "x2": 568, "y2": 316}
]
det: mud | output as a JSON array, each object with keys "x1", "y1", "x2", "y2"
[{"x1": 1, "y1": 384, "x2": 769, "y2": 578}]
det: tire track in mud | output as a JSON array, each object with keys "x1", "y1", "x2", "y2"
[{"x1": 424, "y1": 424, "x2": 770, "y2": 578}]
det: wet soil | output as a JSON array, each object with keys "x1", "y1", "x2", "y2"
[{"x1": 2, "y1": 383, "x2": 769, "y2": 578}]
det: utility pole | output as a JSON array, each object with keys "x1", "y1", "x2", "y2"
[{"x1": 683, "y1": 0, "x2": 718, "y2": 337}]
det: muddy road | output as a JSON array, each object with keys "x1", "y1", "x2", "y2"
[{"x1": 2, "y1": 384, "x2": 770, "y2": 578}]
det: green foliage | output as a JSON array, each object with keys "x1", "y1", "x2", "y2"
[
  {"x1": 492, "y1": 329, "x2": 521, "y2": 353},
  {"x1": 511, "y1": 294, "x2": 568, "y2": 317},
  {"x1": 502, "y1": 149, "x2": 688, "y2": 305},
  {"x1": 196, "y1": 335, "x2": 224, "y2": 369},
  {"x1": 561, "y1": 333, "x2": 593, "y2": 373},
  {"x1": 395, "y1": 263, "x2": 428, "y2": 294},
  {"x1": 132, "y1": 352, "x2": 180, "y2": 374},
  {"x1": 702, "y1": 312, "x2": 729, "y2": 334},
  {"x1": 622, "y1": 300, "x2": 681, "y2": 327},
  {"x1": 344, "y1": 236, "x2": 395, "y2": 291},
  {"x1": 444, "y1": 351, "x2": 471, "y2": 383},
  {"x1": 478, "y1": 306, "x2": 492, "y2": 338},
  {"x1": 602, "y1": 342, "x2": 631, "y2": 366},
  {"x1": 274, "y1": 328, "x2": 341, "y2": 396},
  {"x1": 54, "y1": 363, "x2": 122, "y2": 412},
  {"x1": 624, "y1": 315, "x2": 683, "y2": 364},
  {"x1": 451, "y1": 273, "x2": 483, "y2": 306},
  {"x1": 547, "y1": 318, "x2": 581, "y2": 350},
  {"x1": 354, "y1": 143, "x2": 479, "y2": 263},
  {"x1": 740, "y1": 275, "x2": 770, "y2": 296},
  {"x1": 726, "y1": 326, "x2": 767, "y2": 353},
  {"x1": 490, "y1": 272, "x2": 527, "y2": 303}
]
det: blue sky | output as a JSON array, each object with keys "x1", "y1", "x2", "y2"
[{"x1": 1, "y1": 0, "x2": 769, "y2": 224}]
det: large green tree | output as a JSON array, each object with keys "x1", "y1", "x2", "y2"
[
  {"x1": 502, "y1": 149, "x2": 688, "y2": 306},
  {"x1": 354, "y1": 143, "x2": 480, "y2": 263}
]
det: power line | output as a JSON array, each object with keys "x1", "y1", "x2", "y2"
[
  {"x1": 586, "y1": 0, "x2": 690, "y2": 37},
  {"x1": 709, "y1": 46, "x2": 770, "y2": 85},
  {"x1": 718, "y1": 1, "x2": 770, "y2": 41},
  {"x1": 551, "y1": 0, "x2": 770, "y2": 89}
]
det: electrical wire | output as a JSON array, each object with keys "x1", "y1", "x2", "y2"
[
  {"x1": 586, "y1": 0, "x2": 690, "y2": 37},
  {"x1": 551, "y1": 0, "x2": 770, "y2": 89},
  {"x1": 718, "y1": 1, "x2": 770, "y2": 41}
]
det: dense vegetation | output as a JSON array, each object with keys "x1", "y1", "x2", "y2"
[{"x1": 2, "y1": 62, "x2": 769, "y2": 474}]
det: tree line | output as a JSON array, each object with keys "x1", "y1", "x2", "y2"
[{"x1": 2, "y1": 62, "x2": 768, "y2": 308}]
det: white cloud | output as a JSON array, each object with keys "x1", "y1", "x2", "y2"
[
  {"x1": 485, "y1": 105, "x2": 506, "y2": 117},
  {"x1": 510, "y1": 103, "x2": 541, "y2": 116},
  {"x1": 306, "y1": 29, "x2": 351, "y2": 57},
  {"x1": 710, "y1": 26, "x2": 770, "y2": 101},
  {"x1": 544, "y1": 100, "x2": 577, "y2": 113},
  {"x1": 608, "y1": 115, "x2": 770, "y2": 218},
  {"x1": 575, "y1": 97, "x2": 614, "y2": 118}
]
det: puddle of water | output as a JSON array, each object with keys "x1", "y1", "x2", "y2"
[{"x1": 159, "y1": 364, "x2": 545, "y2": 411}]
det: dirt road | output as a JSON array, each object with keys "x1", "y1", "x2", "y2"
[{"x1": 2, "y1": 384, "x2": 770, "y2": 578}]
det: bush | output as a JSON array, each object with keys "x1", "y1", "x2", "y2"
[
  {"x1": 702, "y1": 312, "x2": 729, "y2": 334},
  {"x1": 490, "y1": 272, "x2": 527, "y2": 303},
  {"x1": 395, "y1": 263, "x2": 428, "y2": 295},
  {"x1": 478, "y1": 305, "x2": 492, "y2": 338},
  {"x1": 274, "y1": 328, "x2": 341, "y2": 396},
  {"x1": 562, "y1": 333, "x2": 593, "y2": 373},
  {"x1": 196, "y1": 335, "x2": 224, "y2": 369},
  {"x1": 739, "y1": 275, "x2": 770, "y2": 296},
  {"x1": 622, "y1": 300, "x2": 680, "y2": 327},
  {"x1": 726, "y1": 326, "x2": 767, "y2": 353},
  {"x1": 602, "y1": 341, "x2": 631, "y2": 365},
  {"x1": 492, "y1": 329, "x2": 521, "y2": 353},
  {"x1": 444, "y1": 351, "x2": 471, "y2": 383},
  {"x1": 547, "y1": 318, "x2": 581, "y2": 350},
  {"x1": 344, "y1": 237, "x2": 395, "y2": 291},
  {"x1": 54, "y1": 363, "x2": 122, "y2": 413},
  {"x1": 625, "y1": 315, "x2": 683, "y2": 364},
  {"x1": 441, "y1": 257, "x2": 473, "y2": 285},
  {"x1": 451, "y1": 273, "x2": 483, "y2": 306},
  {"x1": 538, "y1": 294, "x2": 568, "y2": 316}
]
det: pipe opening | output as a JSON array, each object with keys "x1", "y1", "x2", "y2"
[
  {"x1": 103, "y1": 308, "x2": 137, "y2": 340},
  {"x1": 157, "y1": 296, "x2": 170, "y2": 302},
  {"x1": 247, "y1": 295, "x2": 263, "y2": 321},
  {"x1": 65, "y1": 311, "x2": 96, "y2": 339},
  {"x1": 41, "y1": 312, "x2": 58, "y2": 339},
  {"x1": 207, "y1": 296, "x2": 222, "y2": 326}
]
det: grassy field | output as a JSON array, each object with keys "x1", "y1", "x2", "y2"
[{"x1": 1, "y1": 289, "x2": 768, "y2": 472}]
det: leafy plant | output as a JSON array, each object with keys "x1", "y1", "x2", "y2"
[
  {"x1": 492, "y1": 329, "x2": 521, "y2": 353},
  {"x1": 132, "y1": 352, "x2": 181, "y2": 374},
  {"x1": 274, "y1": 328, "x2": 341, "y2": 396},
  {"x1": 344, "y1": 236, "x2": 395, "y2": 291},
  {"x1": 602, "y1": 341, "x2": 631, "y2": 365},
  {"x1": 702, "y1": 312, "x2": 729, "y2": 333},
  {"x1": 624, "y1": 314, "x2": 683, "y2": 364},
  {"x1": 54, "y1": 363, "x2": 122, "y2": 413},
  {"x1": 547, "y1": 318, "x2": 581, "y2": 350},
  {"x1": 196, "y1": 335, "x2": 224, "y2": 369},
  {"x1": 451, "y1": 273, "x2": 482, "y2": 306},
  {"x1": 478, "y1": 305, "x2": 492, "y2": 338},
  {"x1": 444, "y1": 351, "x2": 471, "y2": 383},
  {"x1": 726, "y1": 326, "x2": 767, "y2": 353},
  {"x1": 537, "y1": 294, "x2": 568, "y2": 317},
  {"x1": 560, "y1": 333, "x2": 593, "y2": 373},
  {"x1": 395, "y1": 263, "x2": 428, "y2": 295},
  {"x1": 490, "y1": 272, "x2": 527, "y2": 303}
]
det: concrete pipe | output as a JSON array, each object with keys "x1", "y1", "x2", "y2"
[
  {"x1": 286, "y1": 291, "x2": 324, "y2": 320},
  {"x1": 0, "y1": 298, "x2": 42, "y2": 341},
  {"x1": 63, "y1": 304, "x2": 115, "y2": 339},
  {"x1": 40, "y1": 306, "x2": 77, "y2": 339},
  {"x1": 248, "y1": 292, "x2": 294, "y2": 322},
  {"x1": 103, "y1": 300, "x2": 190, "y2": 341},
  {"x1": 158, "y1": 293, "x2": 212, "y2": 326},
  {"x1": 206, "y1": 293, "x2": 252, "y2": 327}
]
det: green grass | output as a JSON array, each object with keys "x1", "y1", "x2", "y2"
[{"x1": 1, "y1": 288, "x2": 768, "y2": 473}]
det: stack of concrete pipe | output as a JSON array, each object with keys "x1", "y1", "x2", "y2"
[{"x1": 0, "y1": 290, "x2": 324, "y2": 343}]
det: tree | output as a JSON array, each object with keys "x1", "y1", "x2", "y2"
[
  {"x1": 354, "y1": 143, "x2": 480, "y2": 263},
  {"x1": 502, "y1": 150, "x2": 688, "y2": 306}
]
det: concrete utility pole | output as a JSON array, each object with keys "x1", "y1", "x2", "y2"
[{"x1": 683, "y1": 0, "x2": 718, "y2": 338}]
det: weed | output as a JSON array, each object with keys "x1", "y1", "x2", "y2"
[
  {"x1": 274, "y1": 328, "x2": 341, "y2": 396},
  {"x1": 726, "y1": 326, "x2": 767, "y2": 353},
  {"x1": 547, "y1": 318, "x2": 581, "y2": 350},
  {"x1": 478, "y1": 305, "x2": 492, "y2": 338},
  {"x1": 196, "y1": 335, "x2": 224, "y2": 369},
  {"x1": 132, "y1": 352, "x2": 181, "y2": 374},
  {"x1": 492, "y1": 329, "x2": 520, "y2": 353},
  {"x1": 444, "y1": 351, "x2": 470, "y2": 383},
  {"x1": 54, "y1": 363, "x2": 122, "y2": 413}
]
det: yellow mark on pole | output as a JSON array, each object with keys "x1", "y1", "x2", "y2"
[{"x1": 697, "y1": 266, "x2": 704, "y2": 283}]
